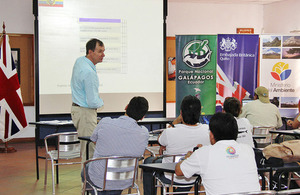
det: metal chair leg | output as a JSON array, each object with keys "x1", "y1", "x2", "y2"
[
  {"x1": 44, "y1": 157, "x2": 48, "y2": 185},
  {"x1": 287, "y1": 172, "x2": 292, "y2": 190},
  {"x1": 51, "y1": 159, "x2": 55, "y2": 195}
]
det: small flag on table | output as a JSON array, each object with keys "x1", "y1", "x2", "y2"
[{"x1": 0, "y1": 33, "x2": 27, "y2": 142}]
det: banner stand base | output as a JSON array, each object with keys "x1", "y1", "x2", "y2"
[{"x1": 0, "y1": 143, "x2": 17, "y2": 153}]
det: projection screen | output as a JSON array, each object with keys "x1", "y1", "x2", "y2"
[{"x1": 37, "y1": 0, "x2": 164, "y2": 114}]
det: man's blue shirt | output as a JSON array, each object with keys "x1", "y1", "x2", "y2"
[{"x1": 71, "y1": 56, "x2": 104, "y2": 108}]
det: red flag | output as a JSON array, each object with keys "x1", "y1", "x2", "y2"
[{"x1": 0, "y1": 34, "x2": 27, "y2": 142}]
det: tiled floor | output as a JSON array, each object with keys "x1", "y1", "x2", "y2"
[
  {"x1": 0, "y1": 141, "x2": 83, "y2": 195},
  {"x1": 0, "y1": 141, "x2": 202, "y2": 195},
  {"x1": 0, "y1": 142, "x2": 163, "y2": 195}
]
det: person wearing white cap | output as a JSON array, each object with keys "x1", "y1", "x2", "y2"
[{"x1": 239, "y1": 86, "x2": 282, "y2": 128}]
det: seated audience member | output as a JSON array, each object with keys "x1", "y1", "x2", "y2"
[
  {"x1": 175, "y1": 112, "x2": 261, "y2": 195},
  {"x1": 239, "y1": 86, "x2": 282, "y2": 129},
  {"x1": 82, "y1": 96, "x2": 149, "y2": 195},
  {"x1": 287, "y1": 113, "x2": 300, "y2": 129},
  {"x1": 278, "y1": 113, "x2": 300, "y2": 143},
  {"x1": 223, "y1": 97, "x2": 254, "y2": 147},
  {"x1": 143, "y1": 95, "x2": 211, "y2": 195}
]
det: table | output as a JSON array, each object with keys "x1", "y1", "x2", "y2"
[
  {"x1": 139, "y1": 163, "x2": 201, "y2": 195},
  {"x1": 29, "y1": 121, "x2": 75, "y2": 182},
  {"x1": 78, "y1": 136, "x2": 93, "y2": 160},
  {"x1": 269, "y1": 130, "x2": 300, "y2": 143},
  {"x1": 138, "y1": 118, "x2": 175, "y2": 130}
]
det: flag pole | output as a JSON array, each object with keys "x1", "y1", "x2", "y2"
[
  {"x1": 0, "y1": 22, "x2": 17, "y2": 153},
  {"x1": 0, "y1": 22, "x2": 5, "y2": 44}
]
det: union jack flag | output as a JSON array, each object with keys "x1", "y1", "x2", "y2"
[
  {"x1": 0, "y1": 34, "x2": 27, "y2": 142},
  {"x1": 216, "y1": 64, "x2": 250, "y2": 109}
]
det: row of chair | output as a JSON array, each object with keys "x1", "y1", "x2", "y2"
[{"x1": 44, "y1": 131, "x2": 298, "y2": 195}]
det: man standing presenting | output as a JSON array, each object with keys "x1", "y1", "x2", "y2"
[
  {"x1": 239, "y1": 86, "x2": 282, "y2": 129},
  {"x1": 71, "y1": 38, "x2": 105, "y2": 161}
]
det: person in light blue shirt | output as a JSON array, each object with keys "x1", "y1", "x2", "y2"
[{"x1": 71, "y1": 38, "x2": 105, "y2": 162}]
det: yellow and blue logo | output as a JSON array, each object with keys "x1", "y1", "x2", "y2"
[{"x1": 271, "y1": 62, "x2": 291, "y2": 81}]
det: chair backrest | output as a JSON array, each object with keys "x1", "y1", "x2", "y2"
[
  {"x1": 83, "y1": 156, "x2": 140, "y2": 191},
  {"x1": 226, "y1": 190, "x2": 276, "y2": 194},
  {"x1": 253, "y1": 126, "x2": 275, "y2": 145},
  {"x1": 44, "y1": 132, "x2": 80, "y2": 159}
]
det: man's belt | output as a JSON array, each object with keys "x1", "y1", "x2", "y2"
[
  {"x1": 72, "y1": 102, "x2": 80, "y2": 107},
  {"x1": 72, "y1": 102, "x2": 97, "y2": 111}
]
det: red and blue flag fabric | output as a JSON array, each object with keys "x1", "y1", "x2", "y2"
[
  {"x1": 0, "y1": 34, "x2": 27, "y2": 142},
  {"x1": 216, "y1": 34, "x2": 259, "y2": 112}
]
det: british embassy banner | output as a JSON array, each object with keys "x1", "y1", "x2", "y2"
[{"x1": 216, "y1": 34, "x2": 259, "y2": 111}]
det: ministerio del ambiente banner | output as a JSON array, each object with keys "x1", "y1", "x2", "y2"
[
  {"x1": 259, "y1": 34, "x2": 300, "y2": 118},
  {"x1": 176, "y1": 35, "x2": 217, "y2": 116}
]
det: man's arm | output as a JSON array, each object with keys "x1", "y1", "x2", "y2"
[
  {"x1": 172, "y1": 115, "x2": 183, "y2": 125},
  {"x1": 287, "y1": 113, "x2": 300, "y2": 129},
  {"x1": 276, "y1": 109, "x2": 283, "y2": 128},
  {"x1": 175, "y1": 151, "x2": 193, "y2": 176},
  {"x1": 85, "y1": 71, "x2": 104, "y2": 108},
  {"x1": 167, "y1": 114, "x2": 183, "y2": 128},
  {"x1": 292, "y1": 116, "x2": 300, "y2": 129},
  {"x1": 175, "y1": 161, "x2": 184, "y2": 176}
]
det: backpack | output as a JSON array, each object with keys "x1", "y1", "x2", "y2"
[{"x1": 263, "y1": 140, "x2": 300, "y2": 163}]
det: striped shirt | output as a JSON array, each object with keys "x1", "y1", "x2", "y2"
[{"x1": 89, "y1": 116, "x2": 149, "y2": 189}]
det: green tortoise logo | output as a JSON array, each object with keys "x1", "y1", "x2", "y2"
[{"x1": 182, "y1": 40, "x2": 212, "y2": 68}]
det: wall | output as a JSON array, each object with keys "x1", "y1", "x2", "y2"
[
  {"x1": 0, "y1": 0, "x2": 34, "y2": 34},
  {"x1": 263, "y1": 0, "x2": 300, "y2": 33},
  {"x1": 167, "y1": 2, "x2": 264, "y2": 36}
]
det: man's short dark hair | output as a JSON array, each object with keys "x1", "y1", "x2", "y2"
[
  {"x1": 223, "y1": 97, "x2": 241, "y2": 117},
  {"x1": 180, "y1": 95, "x2": 201, "y2": 125},
  {"x1": 86, "y1": 38, "x2": 104, "y2": 55},
  {"x1": 126, "y1": 96, "x2": 149, "y2": 121},
  {"x1": 209, "y1": 112, "x2": 238, "y2": 142}
]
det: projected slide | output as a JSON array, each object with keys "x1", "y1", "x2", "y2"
[
  {"x1": 37, "y1": 0, "x2": 164, "y2": 114},
  {"x1": 79, "y1": 18, "x2": 126, "y2": 74}
]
